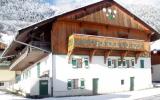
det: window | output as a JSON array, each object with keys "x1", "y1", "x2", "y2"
[
  {"x1": 140, "y1": 60, "x2": 144, "y2": 68},
  {"x1": 126, "y1": 60, "x2": 130, "y2": 68},
  {"x1": 72, "y1": 57, "x2": 89, "y2": 69},
  {"x1": 72, "y1": 58, "x2": 77, "y2": 68},
  {"x1": 121, "y1": 80, "x2": 124, "y2": 85},
  {"x1": 77, "y1": 59, "x2": 82, "y2": 68},
  {"x1": 0, "y1": 82, "x2": 4, "y2": 86},
  {"x1": 37, "y1": 62, "x2": 40, "y2": 77},
  {"x1": 118, "y1": 59, "x2": 122, "y2": 67},
  {"x1": 80, "y1": 79, "x2": 85, "y2": 89},
  {"x1": 123, "y1": 60, "x2": 126, "y2": 67},
  {"x1": 67, "y1": 80, "x2": 72, "y2": 90},
  {"x1": 84, "y1": 58, "x2": 89, "y2": 68},
  {"x1": 131, "y1": 59, "x2": 135, "y2": 67},
  {"x1": 73, "y1": 79, "x2": 79, "y2": 89},
  {"x1": 112, "y1": 60, "x2": 117, "y2": 68},
  {"x1": 108, "y1": 59, "x2": 112, "y2": 67}
]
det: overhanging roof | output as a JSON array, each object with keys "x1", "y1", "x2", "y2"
[
  {"x1": 16, "y1": 0, "x2": 160, "y2": 42},
  {"x1": 2, "y1": 0, "x2": 160, "y2": 57}
]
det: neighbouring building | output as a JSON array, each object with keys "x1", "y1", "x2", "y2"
[
  {"x1": 2, "y1": 0, "x2": 160, "y2": 97},
  {"x1": 0, "y1": 42, "x2": 16, "y2": 90},
  {"x1": 151, "y1": 50, "x2": 160, "y2": 82}
]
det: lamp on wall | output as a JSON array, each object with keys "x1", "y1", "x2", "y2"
[
  {"x1": 102, "y1": 8, "x2": 117, "y2": 20},
  {"x1": 153, "y1": 49, "x2": 158, "y2": 54}
]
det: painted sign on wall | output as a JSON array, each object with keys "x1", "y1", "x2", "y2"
[{"x1": 68, "y1": 34, "x2": 150, "y2": 52}]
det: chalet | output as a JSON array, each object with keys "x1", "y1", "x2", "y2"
[
  {"x1": 2, "y1": 0, "x2": 159, "y2": 97},
  {"x1": 0, "y1": 42, "x2": 15, "y2": 90}
]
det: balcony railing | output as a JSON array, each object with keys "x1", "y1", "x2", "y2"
[
  {"x1": 68, "y1": 34, "x2": 150, "y2": 52},
  {"x1": 30, "y1": 41, "x2": 50, "y2": 51}
]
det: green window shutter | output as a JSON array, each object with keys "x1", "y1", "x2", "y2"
[
  {"x1": 108, "y1": 59, "x2": 112, "y2": 67},
  {"x1": 131, "y1": 59, "x2": 135, "y2": 67},
  {"x1": 84, "y1": 58, "x2": 89, "y2": 68},
  {"x1": 80, "y1": 79, "x2": 85, "y2": 89},
  {"x1": 72, "y1": 59, "x2": 77, "y2": 68},
  {"x1": 123, "y1": 60, "x2": 126, "y2": 67},
  {"x1": 37, "y1": 62, "x2": 40, "y2": 77},
  {"x1": 140, "y1": 60, "x2": 144, "y2": 68},
  {"x1": 67, "y1": 80, "x2": 72, "y2": 90}
]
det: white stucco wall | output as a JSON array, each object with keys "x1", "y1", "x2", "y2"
[
  {"x1": 8, "y1": 54, "x2": 53, "y2": 96},
  {"x1": 152, "y1": 64, "x2": 160, "y2": 82},
  {"x1": 53, "y1": 55, "x2": 152, "y2": 97}
]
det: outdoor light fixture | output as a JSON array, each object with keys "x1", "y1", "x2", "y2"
[
  {"x1": 102, "y1": 7, "x2": 117, "y2": 20},
  {"x1": 153, "y1": 49, "x2": 158, "y2": 54}
]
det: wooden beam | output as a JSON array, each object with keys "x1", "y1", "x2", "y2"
[
  {"x1": 89, "y1": 49, "x2": 96, "y2": 62},
  {"x1": 104, "y1": 50, "x2": 112, "y2": 64},
  {"x1": 121, "y1": 51, "x2": 128, "y2": 61},
  {"x1": 135, "y1": 52, "x2": 142, "y2": 63}
]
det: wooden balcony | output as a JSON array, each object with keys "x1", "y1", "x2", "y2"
[
  {"x1": 9, "y1": 46, "x2": 48, "y2": 71},
  {"x1": 68, "y1": 34, "x2": 150, "y2": 62}
]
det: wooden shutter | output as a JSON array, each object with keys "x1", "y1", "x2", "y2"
[{"x1": 67, "y1": 79, "x2": 72, "y2": 90}]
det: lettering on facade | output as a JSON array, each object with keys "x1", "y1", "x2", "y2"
[{"x1": 68, "y1": 35, "x2": 149, "y2": 52}]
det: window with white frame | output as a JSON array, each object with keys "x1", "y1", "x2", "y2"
[
  {"x1": 118, "y1": 59, "x2": 122, "y2": 67},
  {"x1": 72, "y1": 57, "x2": 89, "y2": 68},
  {"x1": 123, "y1": 59, "x2": 126, "y2": 67},
  {"x1": 84, "y1": 58, "x2": 89, "y2": 68},
  {"x1": 67, "y1": 79, "x2": 85, "y2": 90}
]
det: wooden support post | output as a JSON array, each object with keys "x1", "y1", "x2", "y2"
[
  {"x1": 89, "y1": 49, "x2": 96, "y2": 63},
  {"x1": 135, "y1": 52, "x2": 142, "y2": 64},
  {"x1": 104, "y1": 50, "x2": 111, "y2": 64},
  {"x1": 121, "y1": 51, "x2": 128, "y2": 62}
]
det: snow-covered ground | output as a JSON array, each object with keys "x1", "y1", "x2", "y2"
[
  {"x1": 41, "y1": 88, "x2": 160, "y2": 100},
  {"x1": 0, "y1": 91, "x2": 27, "y2": 100},
  {"x1": 2, "y1": 87, "x2": 160, "y2": 100}
]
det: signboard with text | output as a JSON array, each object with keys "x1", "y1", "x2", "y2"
[{"x1": 68, "y1": 34, "x2": 150, "y2": 52}]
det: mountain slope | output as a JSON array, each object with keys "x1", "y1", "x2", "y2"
[{"x1": 0, "y1": 0, "x2": 56, "y2": 44}]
